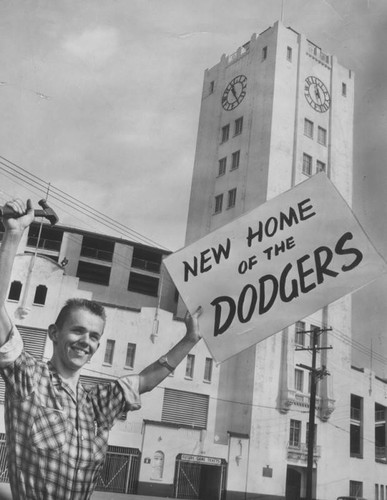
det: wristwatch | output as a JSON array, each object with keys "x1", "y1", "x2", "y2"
[{"x1": 157, "y1": 355, "x2": 175, "y2": 372}]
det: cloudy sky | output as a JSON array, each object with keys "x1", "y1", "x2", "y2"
[{"x1": 0, "y1": 0, "x2": 386, "y2": 371}]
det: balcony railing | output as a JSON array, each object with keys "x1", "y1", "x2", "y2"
[
  {"x1": 287, "y1": 442, "x2": 321, "y2": 462},
  {"x1": 131, "y1": 257, "x2": 161, "y2": 273},
  {"x1": 80, "y1": 246, "x2": 113, "y2": 263},
  {"x1": 27, "y1": 237, "x2": 61, "y2": 252},
  {"x1": 307, "y1": 41, "x2": 330, "y2": 65}
]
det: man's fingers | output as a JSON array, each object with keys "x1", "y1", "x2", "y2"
[
  {"x1": 6, "y1": 198, "x2": 32, "y2": 216},
  {"x1": 6, "y1": 199, "x2": 24, "y2": 215},
  {"x1": 26, "y1": 199, "x2": 33, "y2": 212}
]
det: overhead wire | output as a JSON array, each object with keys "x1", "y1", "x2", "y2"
[{"x1": 0, "y1": 155, "x2": 169, "y2": 250}]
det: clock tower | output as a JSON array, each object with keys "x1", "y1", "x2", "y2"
[{"x1": 184, "y1": 20, "x2": 354, "y2": 500}]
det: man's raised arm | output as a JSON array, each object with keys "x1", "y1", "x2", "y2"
[
  {"x1": 138, "y1": 307, "x2": 202, "y2": 394},
  {"x1": 0, "y1": 199, "x2": 34, "y2": 347}
]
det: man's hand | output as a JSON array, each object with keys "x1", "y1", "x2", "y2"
[
  {"x1": 3, "y1": 199, "x2": 34, "y2": 234},
  {"x1": 184, "y1": 306, "x2": 202, "y2": 344},
  {"x1": 139, "y1": 306, "x2": 203, "y2": 394}
]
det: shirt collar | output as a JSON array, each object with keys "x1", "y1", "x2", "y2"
[{"x1": 47, "y1": 360, "x2": 87, "y2": 403}]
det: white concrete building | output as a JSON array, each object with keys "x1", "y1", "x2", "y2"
[{"x1": 183, "y1": 19, "x2": 385, "y2": 500}]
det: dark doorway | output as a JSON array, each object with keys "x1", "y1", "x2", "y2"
[
  {"x1": 286, "y1": 466, "x2": 301, "y2": 500},
  {"x1": 174, "y1": 454, "x2": 227, "y2": 500}
]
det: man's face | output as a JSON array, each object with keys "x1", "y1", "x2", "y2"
[{"x1": 50, "y1": 308, "x2": 104, "y2": 372}]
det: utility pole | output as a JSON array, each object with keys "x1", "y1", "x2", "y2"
[{"x1": 297, "y1": 327, "x2": 332, "y2": 500}]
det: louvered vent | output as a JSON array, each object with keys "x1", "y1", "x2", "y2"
[{"x1": 161, "y1": 388, "x2": 209, "y2": 429}]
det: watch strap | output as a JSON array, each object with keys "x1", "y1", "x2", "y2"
[{"x1": 158, "y1": 355, "x2": 175, "y2": 372}]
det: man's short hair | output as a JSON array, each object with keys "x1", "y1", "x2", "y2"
[{"x1": 55, "y1": 298, "x2": 106, "y2": 329}]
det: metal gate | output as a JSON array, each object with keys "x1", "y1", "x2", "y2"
[
  {"x1": 174, "y1": 454, "x2": 227, "y2": 500},
  {"x1": 175, "y1": 460, "x2": 202, "y2": 499},
  {"x1": 96, "y1": 445, "x2": 140, "y2": 494}
]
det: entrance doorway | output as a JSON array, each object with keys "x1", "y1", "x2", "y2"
[
  {"x1": 174, "y1": 454, "x2": 227, "y2": 500},
  {"x1": 285, "y1": 466, "x2": 301, "y2": 500}
]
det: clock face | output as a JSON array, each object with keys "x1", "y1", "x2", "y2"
[
  {"x1": 304, "y1": 76, "x2": 330, "y2": 112},
  {"x1": 222, "y1": 75, "x2": 247, "y2": 111}
]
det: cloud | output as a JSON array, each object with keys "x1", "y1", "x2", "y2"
[{"x1": 63, "y1": 26, "x2": 119, "y2": 66}]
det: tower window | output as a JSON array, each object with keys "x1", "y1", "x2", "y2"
[
  {"x1": 209, "y1": 81, "x2": 215, "y2": 94},
  {"x1": 342, "y1": 82, "x2": 347, "y2": 96},
  {"x1": 33, "y1": 285, "x2": 47, "y2": 305},
  {"x1": 316, "y1": 160, "x2": 326, "y2": 173},
  {"x1": 104, "y1": 339, "x2": 115, "y2": 365},
  {"x1": 221, "y1": 124, "x2": 230, "y2": 143},
  {"x1": 350, "y1": 394, "x2": 363, "y2": 458},
  {"x1": 227, "y1": 188, "x2": 237, "y2": 208},
  {"x1": 231, "y1": 150, "x2": 240, "y2": 170},
  {"x1": 302, "y1": 153, "x2": 313, "y2": 176},
  {"x1": 8, "y1": 281, "x2": 22, "y2": 301},
  {"x1": 204, "y1": 358, "x2": 213, "y2": 382},
  {"x1": 287, "y1": 46, "x2": 292, "y2": 62},
  {"x1": 185, "y1": 354, "x2": 195, "y2": 379},
  {"x1": 262, "y1": 46, "x2": 267, "y2": 60},
  {"x1": 304, "y1": 119, "x2": 314, "y2": 138},
  {"x1": 317, "y1": 126, "x2": 327, "y2": 146},
  {"x1": 218, "y1": 157, "x2": 227, "y2": 176},
  {"x1": 289, "y1": 419, "x2": 301, "y2": 448},
  {"x1": 234, "y1": 117, "x2": 243, "y2": 136},
  {"x1": 125, "y1": 343, "x2": 136, "y2": 369},
  {"x1": 214, "y1": 194, "x2": 223, "y2": 214},
  {"x1": 294, "y1": 369, "x2": 304, "y2": 392},
  {"x1": 295, "y1": 321, "x2": 305, "y2": 346}
]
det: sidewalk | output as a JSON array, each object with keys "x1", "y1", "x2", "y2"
[
  {"x1": 93, "y1": 494, "x2": 179, "y2": 500},
  {"x1": 0, "y1": 483, "x2": 181, "y2": 500}
]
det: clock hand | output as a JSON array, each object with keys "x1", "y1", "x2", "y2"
[
  {"x1": 314, "y1": 86, "x2": 322, "y2": 104},
  {"x1": 231, "y1": 85, "x2": 238, "y2": 101}
]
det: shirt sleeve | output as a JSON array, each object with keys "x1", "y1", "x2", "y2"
[
  {"x1": 90, "y1": 375, "x2": 141, "y2": 430},
  {"x1": 116, "y1": 375, "x2": 141, "y2": 412},
  {"x1": 0, "y1": 325, "x2": 23, "y2": 368}
]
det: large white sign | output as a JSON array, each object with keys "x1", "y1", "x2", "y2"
[{"x1": 164, "y1": 174, "x2": 387, "y2": 363}]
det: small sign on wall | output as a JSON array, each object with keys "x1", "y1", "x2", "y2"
[
  {"x1": 144, "y1": 457, "x2": 151, "y2": 464},
  {"x1": 262, "y1": 465, "x2": 273, "y2": 478}
]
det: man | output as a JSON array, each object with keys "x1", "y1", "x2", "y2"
[{"x1": 0, "y1": 199, "x2": 201, "y2": 499}]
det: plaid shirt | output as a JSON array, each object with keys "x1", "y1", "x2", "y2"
[{"x1": 0, "y1": 326, "x2": 141, "y2": 500}]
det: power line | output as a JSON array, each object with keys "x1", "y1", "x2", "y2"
[{"x1": 0, "y1": 155, "x2": 169, "y2": 250}]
